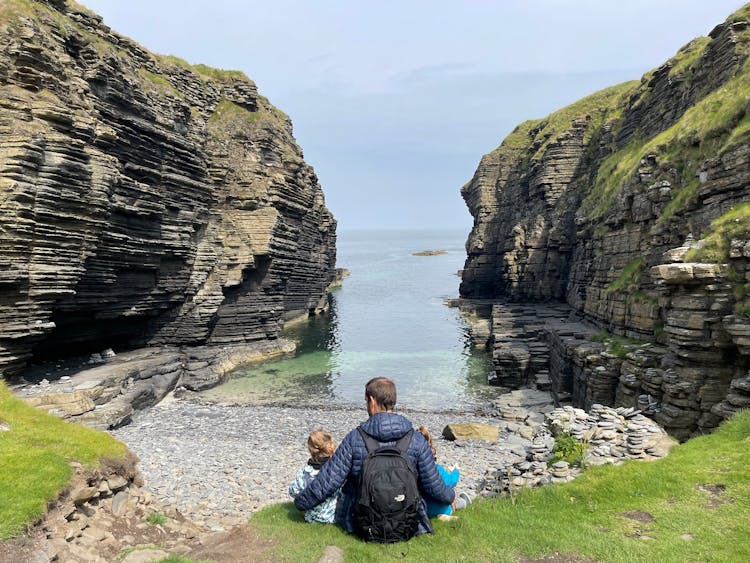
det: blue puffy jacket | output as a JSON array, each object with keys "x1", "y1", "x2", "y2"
[{"x1": 293, "y1": 412, "x2": 456, "y2": 535}]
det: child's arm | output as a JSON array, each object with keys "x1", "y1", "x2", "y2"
[
  {"x1": 288, "y1": 466, "x2": 307, "y2": 499},
  {"x1": 438, "y1": 463, "x2": 460, "y2": 488}
]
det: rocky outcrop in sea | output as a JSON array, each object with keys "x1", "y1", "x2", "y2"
[
  {"x1": 459, "y1": 4, "x2": 750, "y2": 440},
  {"x1": 0, "y1": 0, "x2": 336, "y2": 382}
]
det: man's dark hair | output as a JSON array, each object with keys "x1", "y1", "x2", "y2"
[{"x1": 365, "y1": 377, "x2": 397, "y2": 411}]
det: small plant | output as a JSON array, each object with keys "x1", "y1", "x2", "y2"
[
  {"x1": 606, "y1": 257, "x2": 646, "y2": 294},
  {"x1": 590, "y1": 331, "x2": 651, "y2": 358},
  {"x1": 686, "y1": 202, "x2": 750, "y2": 263},
  {"x1": 146, "y1": 512, "x2": 167, "y2": 525},
  {"x1": 549, "y1": 431, "x2": 587, "y2": 468}
]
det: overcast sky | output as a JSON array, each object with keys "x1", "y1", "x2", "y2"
[{"x1": 81, "y1": 0, "x2": 745, "y2": 230}]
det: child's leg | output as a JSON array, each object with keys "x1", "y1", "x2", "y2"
[{"x1": 454, "y1": 491, "x2": 473, "y2": 511}]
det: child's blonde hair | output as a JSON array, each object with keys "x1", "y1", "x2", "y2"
[
  {"x1": 418, "y1": 425, "x2": 437, "y2": 461},
  {"x1": 307, "y1": 430, "x2": 335, "y2": 464}
]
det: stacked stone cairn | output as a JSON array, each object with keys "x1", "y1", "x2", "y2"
[{"x1": 479, "y1": 403, "x2": 674, "y2": 497}]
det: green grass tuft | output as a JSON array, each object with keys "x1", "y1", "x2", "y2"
[
  {"x1": 251, "y1": 411, "x2": 750, "y2": 562},
  {"x1": 191, "y1": 64, "x2": 249, "y2": 83},
  {"x1": 591, "y1": 331, "x2": 652, "y2": 358},
  {"x1": 0, "y1": 381, "x2": 127, "y2": 539},
  {"x1": 607, "y1": 256, "x2": 647, "y2": 294},
  {"x1": 146, "y1": 512, "x2": 167, "y2": 526},
  {"x1": 208, "y1": 99, "x2": 261, "y2": 127},
  {"x1": 686, "y1": 202, "x2": 750, "y2": 263},
  {"x1": 669, "y1": 37, "x2": 711, "y2": 79}
]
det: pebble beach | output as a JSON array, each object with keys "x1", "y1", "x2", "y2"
[{"x1": 112, "y1": 396, "x2": 514, "y2": 531}]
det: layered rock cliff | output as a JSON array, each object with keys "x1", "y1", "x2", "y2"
[
  {"x1": 461, "y1": 4, "x2": 750, "y2": 438},
  {"x1": 0, "y1": 0, "x2": 337, "y2": 379}
]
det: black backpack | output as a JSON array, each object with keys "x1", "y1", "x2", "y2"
[{"x1": 354, "y1": 427, "x2": 421, "y2": 543}]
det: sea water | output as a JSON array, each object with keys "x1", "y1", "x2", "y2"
[{"x1": 199, "y1": 229, "x2": 501, "y2": 411}]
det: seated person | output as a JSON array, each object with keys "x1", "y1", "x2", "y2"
[
  {"x1": 289, "y1": 429, "x2": 340, "y2": 523},
  {"x1": 418, "y1": 425, "x2": 472, "y2": 519}
]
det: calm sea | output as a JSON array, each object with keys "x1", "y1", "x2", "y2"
[{"x1": 199, "y1": 229, "x2": 501, "y2": 412}]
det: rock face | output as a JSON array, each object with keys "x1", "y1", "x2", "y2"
[
  {"x1": 461, "y1": 5, "x2": 750, "y2": 439},
  {"x1": 0, "y1": 0, "x2": 336, "y2": 378}
]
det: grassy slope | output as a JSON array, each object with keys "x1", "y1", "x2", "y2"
[
  {"x1": 251, "y1": 410, "x2": 750, "y2": 562},
  {"x1": 0, "y1": 381, "x2": 127, "y2": 539},
  {"x1": 583, "y1": 7, "x2": 750, "y2": 221}
]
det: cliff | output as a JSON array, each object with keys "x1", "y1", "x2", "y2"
[
  {"x1": 461, "y1": 4, "x2": 750, "y2": 438},
  {"x1": 0, "y1": 0, "x2": 337, "y2": 379}
]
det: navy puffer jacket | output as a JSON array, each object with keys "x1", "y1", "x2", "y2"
[{"x1": 294, "y1": 412, "x2": 455, "y2": 535}]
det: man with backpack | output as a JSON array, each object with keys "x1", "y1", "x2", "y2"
[{"x1": 293, "y1": 377, "x2": 456, "y2": 543}]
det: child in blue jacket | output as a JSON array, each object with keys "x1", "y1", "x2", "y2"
[{"x1": 418, "y1": 426, "x2": 472, "y2": 519}]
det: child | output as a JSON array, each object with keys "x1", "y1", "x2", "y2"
[
  {"x1": 418, "y1": 425, "x2": 472, "y2": 519},
  {"x1": 288, "y1": 429, "x2": 340, "y2": 523}
]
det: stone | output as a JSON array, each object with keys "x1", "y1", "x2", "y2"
[
  {"x1": 442, "y1": 423, "x2": 499, "y2": 442},
  {"x1": 26, "y1": 392, "x2": 96, "y2": 417},
  {"x1": 71, "y1": 486, "x2": 99, "y2": 505},
  {"x1": 106, "y1": 475, "x2": 128, "y2": 491},
  {"x1": 120, "y1": 548, "x2": 173, "y2": 563},
  {"x1": 111, "y1": 490, "x2": 130, "y2": 516}
]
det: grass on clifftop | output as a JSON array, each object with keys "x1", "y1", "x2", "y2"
[
  {"x1": 251, "y1": 410, "x2": 750, "y2": 562},
  {"x1": 0, "y1": 381, "x2": 127, "y2": 539},
  {"x1": 584, "y1": 33, "x2": 750, "y2": 221}
]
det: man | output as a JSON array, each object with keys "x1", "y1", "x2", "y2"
[{"x1": 293, "y1": 377, "x2": 455, "y2": 536}]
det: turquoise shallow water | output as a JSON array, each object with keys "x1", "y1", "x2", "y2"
[{"x1": 200, "y1": 230, "x2": 501, "y2": 411}]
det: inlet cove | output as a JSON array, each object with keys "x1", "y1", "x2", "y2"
[{"x1": 1, "y1": 1, "x2": 749, "y2": 562}]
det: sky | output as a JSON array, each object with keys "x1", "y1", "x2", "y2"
[{"x1": 80, "y1": 0, "x2": 746, "y2": 231}]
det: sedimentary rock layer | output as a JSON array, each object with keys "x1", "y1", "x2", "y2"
[
  {"x1": 461, "y1": 5, "x2": 750, "y2": 437},
  {"x1": 0, "y1": 0, "x2": 336, "y2": 377}
]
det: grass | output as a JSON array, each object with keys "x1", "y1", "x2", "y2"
[
  {"x1": 606, "y1": 256, "x2": 647, "y2": 294},
  {"x1": 686, "y1": 202, "x2": 750, "y2": 262},
  {"x1": 483, "y1": 81, "x2": 637, "y2": 173},
  {"x1": 251, "y1": 411, "x2": 750, "y2": 562},
  {"x1": 191, "y1": 64, "x2": 249, "y2": 83},
  {"x1": 138, "y1": 68, "x2": 183, "y2": 99},
  {"x1": 0, "y1": 381, "x2": 127, "y2": 539},
  {"x1": 591, "y1": 331, "x2": 652, "y2": 358},
  {"x1": 208, "y1": 99, "x2": 261, "y2": 126},
  {"x1": 146, "y1": 512, "x2": 167, "y2": 526},
  {"x1": 668, "y1": 37, "x2": 711, "y2": 79},
  {"x1": 529, "y1": 81, "x2": 637, "y2": 159},
  {"x1": 581, "y1": 6, "x2": 750, "y2": 222}
]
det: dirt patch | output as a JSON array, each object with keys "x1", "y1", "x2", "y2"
[
  {"x1": 519, "y1": 553, "x2": 596, "y2": 563},
  {"x1": 697, "y1": 483, "x2": 728, "y2": 509},
  {"x1": 186, "y1": 524, "x2": 277, "y2": 562},
  {"x1": 0, "y1": 530, "x2": 47, "y2": 563},
  {"x1": 619, "y1": 510, "x2": 655, "y2": 524}
]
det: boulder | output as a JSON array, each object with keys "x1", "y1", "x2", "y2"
[{"x1": 442, "y1": 423, "x2": 499, "y2": 442}]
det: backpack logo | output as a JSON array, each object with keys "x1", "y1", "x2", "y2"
[{"x1": 354, "y1": 428, "x2": 421, "y2": 543}]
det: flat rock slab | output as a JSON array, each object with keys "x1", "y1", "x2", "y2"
[
  {"x1": 120, "y1": 548, "x2": 172, "y2": 563},
  {"x1": 443, "y1": 423, "x2": 499, "y2": 442}
]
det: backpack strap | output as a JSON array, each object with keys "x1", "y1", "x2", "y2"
[
  {"x1": 395, "y1": 429, "x2": 414, "y2": 455},
  {"x1": 357, "y1": 427, "x2": 381, "y2": 454},
  {"x1": 358, "y1": 427, "x2": 414, "y2": 455}
]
